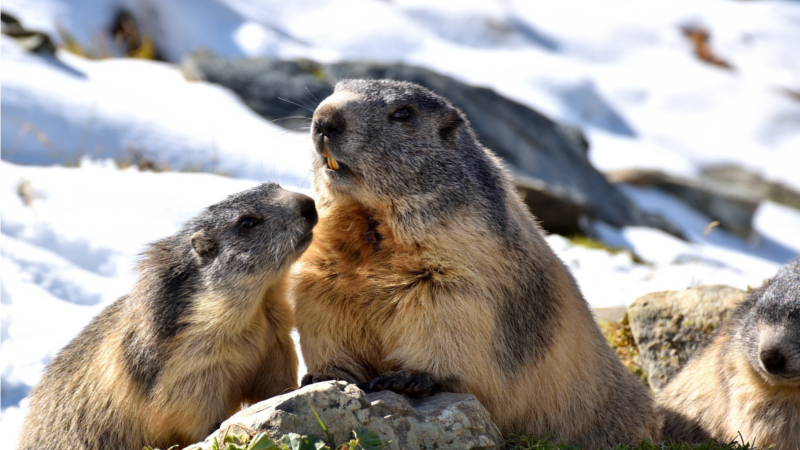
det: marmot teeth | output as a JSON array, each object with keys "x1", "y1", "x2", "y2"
[
  {"x1": 327, "y1": 157, "x2": 339, "y2": 170},
  {"x1": 322, "y1": 145, "x2": 339, "y2": 170}
]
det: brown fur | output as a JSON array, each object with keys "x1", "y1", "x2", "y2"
[
  {"x1": 19, "y1": 184, "x2": 315, "y2": 450},
  {"x1": 290, "y1": 80, "x2": 659, "y2": 448},
  {"x1": 658, "y1": 259, "x2": 800, "y2": 449}
]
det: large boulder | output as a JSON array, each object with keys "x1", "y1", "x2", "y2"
[
  {"x1": 182, "y1": 52, "x2": 680, "y2": 237},
  {"x1": 627, "y1": 285, "x2": 748, "y2": 391},
  {"x1": 188, "y1": 381, "x2": 504, "y2": 450}
]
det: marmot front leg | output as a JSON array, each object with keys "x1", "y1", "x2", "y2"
[
  {"x1": 360, "y1": 370, "x2": 442, "y2": 398},
  {"x1": 245, "y1": 334, "x2": 299, "y2": 403},
  {"x1": 298, "y1": 330, "x2": 371, "y2": 387}
]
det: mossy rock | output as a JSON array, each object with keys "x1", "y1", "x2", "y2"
[{"x1": 626, "y1": 285, "x2": 747, "y2": 391}]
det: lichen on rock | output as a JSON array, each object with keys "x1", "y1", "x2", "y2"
[
  {"x1": 627, "y1": 285, "x2": 747, "y2": 391},
  {"x1": 188, "y1": 381, "x2": 504, "y2": 450}
]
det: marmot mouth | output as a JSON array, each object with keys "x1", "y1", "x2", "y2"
[
  {"x1": 296, "y1": 231, "x2": 314, "y2": 251},
  {"x1": 769, "y1": 371, "x2": 800, "y2": 382},
  {"x1": 322, "y1": 145, "x2": 339, "y2": 171}
]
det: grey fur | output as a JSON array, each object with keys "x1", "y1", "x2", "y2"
[
  {"x1": 736, "y1": 258, "x2": 800, "y2": 380},
  {"x1": 19, "y1": 184, "x2": 315, "y2": 450},
  {"x1": 313, "y1": 79, "x2": 510, "y2": 236}
]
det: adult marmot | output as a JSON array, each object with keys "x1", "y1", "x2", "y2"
[
  {"x1": 19, "y1": 184, "x2": 317, "y2": 450},
  {"x1": 659, "y1": 258, "x2": 800, "y2": 449},
  {"x1": 290, "y1": 79, "x2": 659, "y2": 448}
]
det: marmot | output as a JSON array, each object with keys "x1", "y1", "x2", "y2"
[
  {"x1": 19, "y1": 184, "x2": 317, "y2": 450},
  {"x1": 289, "y1": 79, "x2": 659, "y2": 448},
  {"x1": 658, "y1": 258, "x2": 800, "y2": 449}
]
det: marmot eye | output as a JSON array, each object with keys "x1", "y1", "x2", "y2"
[
  {"x1": 237, "y1": 216, "x2": 262, "y2": 230},
  {"x1": 391, "y1": 108, "x2": 411, "y2": 121}
]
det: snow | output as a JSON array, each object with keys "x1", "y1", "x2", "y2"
[
  {"x1": 1, "y1": 36, "x2": 313, "y2": 185},
  {"x1": 2, "y1": 0, "x2": 800, "y2": 446},
  {"x1": 0, "y1": 160, "x2": 310, "y2": 444},
  {"x1": 754, "y1": 201, "x2": 800, "y2": 255}
]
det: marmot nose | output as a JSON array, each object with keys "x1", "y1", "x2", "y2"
[
  {"x1": 760, "y1": 346, "x2": 788, "y2": 375},
  {"x1": 314, "y1": 117, "x2": 344, "y2": 138},
  {"x1": 298, "y1": 196, "x2": 318, "y2": 227}
]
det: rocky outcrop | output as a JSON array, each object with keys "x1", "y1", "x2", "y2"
[
  {"x1": 189, "y1": 381, "x2": 504, "y2": 450},
  {"x1": 609, "y1": 166, "x2": 800, "y2": 238},
  {"x1": 627, "y1": 285, "x2": 748, "y2": 391},
  {"x1": 182, "y1": 52, "x2": 681, "y2": 237}
]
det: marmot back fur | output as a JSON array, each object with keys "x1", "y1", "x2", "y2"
[
  {"x1": 659, "y1": 258, "x2": 800, "y2": 449},
  {"x1": 290, "y1": 79, "x2": 659, "y2": 449},
  {"x1": 19, "y1": 184, "x2": 317, "y2": 450}
]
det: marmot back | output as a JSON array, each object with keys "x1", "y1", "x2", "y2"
[
  {"x1": 19, "y1": 184, "x2": 317, "y2": 450},
  {"x1": 290, "y1": 79, "x2": 659, "y2": 449},
  {"x1": 659, "y1": 258, "x2": 800, "y2": 449}
]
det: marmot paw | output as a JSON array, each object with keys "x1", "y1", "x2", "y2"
[
  {"x1": 301, "y1": 368, "x2": 363, "y2": 387},
  {"x1": 300, "y1": 373, "x2": 337, "y2": 387},
  {"x1": 360, "y1": 370, "x2": 441, "y2": 398}
]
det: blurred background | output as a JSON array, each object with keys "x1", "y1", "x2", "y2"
[{"x1": 2, "y1": 0, "x2": 799, "y2": 444}]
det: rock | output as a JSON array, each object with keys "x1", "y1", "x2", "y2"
[
  {"x1": 182, "y1": 54, "x2": 331, "y2": 131},
  {"x1": 182, "y1": 51, "x2": 682, "y2": 237},
  {"x1": 1, "y1": 12, "x2": 56, "y2": 55},
  {"x1": 608, "y1": 166, "x2": 800, "y2": 238},
  {"x1": 702, "y1": 165, "x2": 800, "y2": 211},
  {"x1": 188, "y1": 381, "x2": 504, "y2": 450},
  {"x1": 108, "y1": 10, "x2": 164, "y2": 60},
  {"x1": 627, "y1": 285, "x2": 748, "y2": 391}
]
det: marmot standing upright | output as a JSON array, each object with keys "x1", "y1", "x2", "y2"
[
  {"x1": 19, "y1": 184, "x2": 317, "y2": 450},
  {"x1": 290, "y1": 79, "x2": 659, "y2": 448},
  {"x1": 659, "y1": 258, "x2": 800, "y2": 449}
]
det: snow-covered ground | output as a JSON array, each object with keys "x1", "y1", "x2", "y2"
[{"x1": 2, "y1": 0, "x2": 799, "y2": 446}]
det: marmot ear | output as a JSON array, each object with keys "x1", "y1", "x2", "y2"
[
  {"x1": 190, "y1": 231, "x2": 218, "y2": 261},
  {"x1": 439, "y1": 109, "x2": 465, "y2": 142}
]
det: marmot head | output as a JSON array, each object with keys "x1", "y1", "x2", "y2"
[
  {"x1": 735, "y1": 258, "x2": 800, "y2": 386},
  {"x1": 189, "y1": 184, "x2": 317, "y2": 290},
  {"x1": 143, "y1": 184, "x2": 317, "y2": 300},
  {"x1": 310, "y1": 79, "x2": 509, "y2": 237}
]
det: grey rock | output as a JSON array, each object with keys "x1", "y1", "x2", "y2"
[
  {"x1": 553, "y1": 122, "x2": 590, "y2": 158},
  {"x1": 553, "y1": 80, "x2": 636, "y2": 137},
  {"x1": 609, "y1": 166, "x2": 800, "y2": 238},
  {"x1": 702, "y1": 165, "x2": 800, "y2": 211},
  {"x1": 1, "y1": 12, "x2": 56, "y2": 54},
  {"x1": 182, "y1": 53, "x2": 330, "y2": 131},
  {"x1": 188, "y1": 381, "x2": 504, "y2": 450},
  {"x1": 182, "y1": 52, "x2": 682, "y2": 238},
  {"x1": 627, "y1": 285, "x2": 748, "y2": 391}
]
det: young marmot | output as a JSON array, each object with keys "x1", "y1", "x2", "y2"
[
  {"x1": 659, "y1": 258, "x2": 800, "y2": 449},
  {"x1": 290, "y1": 79, "x2": 659, "y2": 448},
  {"x1": 19, "y1": 184, "x2": 317, "y2": 450}
]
